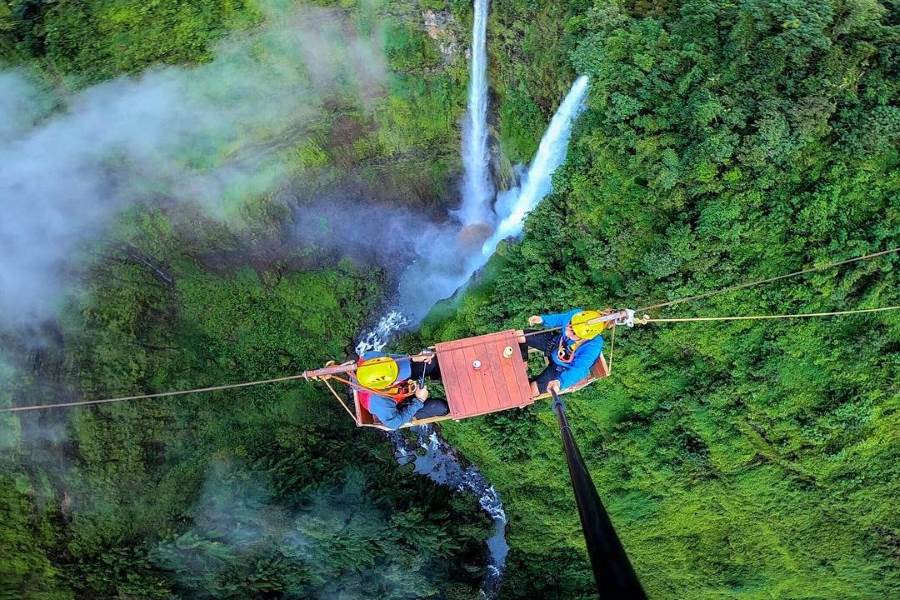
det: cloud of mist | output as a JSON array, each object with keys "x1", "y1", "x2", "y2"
[
  {"x1": 153, "y1": 460, "x2": 436, "y2": 598},
  {"x1": 0, "y1": 4, "x2": 385, "y2": 328},
  {"x1": 292, "y1": 197, "x2": 493, "y2": 324}
]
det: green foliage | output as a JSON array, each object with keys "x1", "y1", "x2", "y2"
[
  {"x1": 1, "y1": 0, "x2": 262, "y2": 84},
  {"x1": 384, "y1": 19, "x2": 442, "y2": 72},
  {"x1": 1, "y1": 207, "x2": 490, "y2": 599},
  {"x1": 0, "y1": 1, "x2": 485, "y2": 595},
  {"x1": 435, "y1": 0, "x2": 900, "y2": 598}
]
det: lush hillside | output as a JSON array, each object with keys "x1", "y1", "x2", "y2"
[
  {"x1": 424, "y1": 0, "x2": 899, "y2": 598},
  {"x1": 1, "y1": 0, "x2": 898, "y2": 599},
  {"x1": 1, "y1": 1, "x2": 492, "y2": 598},
  {"x1": 3, "y1": 209, "x2": 492, "y2": 598}
]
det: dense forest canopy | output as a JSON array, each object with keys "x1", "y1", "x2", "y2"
[
  {"x1": 1, "y1": 0, "x2": 898, "y2": 599},
  {"x1": 425, "y1": 0, "x2": 899, "y2": 597}
]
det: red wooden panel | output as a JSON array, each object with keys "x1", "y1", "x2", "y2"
[
  {"x1": 436, "y1": 336, "x2": 472, "y2": 417},
  {"x1": 484, "y1": 341, "x2": 513, "y2": 412},
  {"x1": 449, "y1": 343, "x2": 476, "y2": 416},
  {"x1": 435, "y1": 330, "x2": 534, "y2": 419},
  {"x1": 441, "y1": 347, "x2": 469, "y2": 419},
  {"x1": 497, "y1": 338, "x2": 528, "y2": 408},
  {"x1": 507, "y1": 335, "x2": 535, "y2": 406},
  {"x1": 464, "y1": 342, "x2": 499, "y2": 413},
  {"x1": 490, "y1": 330, "x2": 531, "y2": 408},
  {"x1": 590, "y1": 354, "x2": 609, "y2": 379},
  {"x1": 352, "y1": 390, "x2": 375, "y2": 425},
  {"x1": 462, "y1": 344, "x2": 490, "y2": 413}
]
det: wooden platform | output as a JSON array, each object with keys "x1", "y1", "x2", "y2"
[
  {"x1": 531, "y1": 353, "x2": 610, "y2": 400},
  {"x1": 344, "y1": 329, "x2": 610, "y2": 430},
  {"x1": 434, "y1": 329, "x2": 534, "y2": 419}
]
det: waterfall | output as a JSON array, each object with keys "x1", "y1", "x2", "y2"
[
  {"x1": 361, "y1": 75, "x2": 591, "y2": 336},
  {"x1": 482, "y1": 75, "x2": 590, "y2": 255},
  {"x1": 353, "y1": 75, "x2": 591, "y2": 598},
  {"x1": 458, "y1": 0, "x2": 493, "y2": 226}
]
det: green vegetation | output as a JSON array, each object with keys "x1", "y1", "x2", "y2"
[
  {"x1": 1, "y1": 1, "x2": 489, "y2": 599},
  {"x1": 2, "y1": 0, "x2": 898, "y2": 599},
  {"x1": 1, "y1": 0, "x2": 262, "y2": 84},
  {"x1": 425, "y1": 0, "x2": 899, "y2": 598},
  {"x1": 2, "y1": 209, "x2": 491, "y2": 598}
]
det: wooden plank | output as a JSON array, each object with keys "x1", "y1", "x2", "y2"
[
  {"x1": 485, "y1": 338, "x2": 513, "y2": 412},
  {"x1": 448, "y1": 344, "x2": 475, "y2": 417},
  {"x1": 497, "y1": 334, "x2": 528, "y2": 407},
  {"x1": 594, "y1": 354, "x2": 610, "y2": 378},
  {"x1": 352, "y1": 389, "x2": 375, "y2": 425},
  {"x1": 438, "y1": 346, "x2": 467, "y2": 419},
  {"x1": 464, "y1": 342, "x2": 496, "y2": 414},
  {"x1": 435, "y1": 330, "x2": 536, "y2": 418},
  {"x1": 458, "y1": 343, "x2": 485, "y2": 415},
  {"x1": 507, "y1": 334, "x2": 535, "y2": 405}
]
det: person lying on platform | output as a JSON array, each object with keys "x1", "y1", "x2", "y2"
[
  {"x1": 523, "y1": 308, "x2": 609, "y2": 394},
  {"x1": 353, "y1": 351, "x2": 449, "y2": 429}
]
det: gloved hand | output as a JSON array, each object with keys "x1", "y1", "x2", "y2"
[
  {"x1": 528, "y1": 315, "x2": 543, "y2": 326},
  {"x1": 415, "y1": 386, "x2": 430, "y2": 400}
]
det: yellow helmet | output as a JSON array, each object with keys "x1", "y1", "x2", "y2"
[
  {"x1": 570, "y1": 310, "x2": 606, "y2": 339},
  {"x1": 356, "y1": 354, "x2": 411, "y2": 389}
]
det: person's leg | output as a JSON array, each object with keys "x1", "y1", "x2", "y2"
[
  {"x1": 532, "y1": 364, "x2": 563, "y2": 393},
  {"x1": 414, "y1": 398, "x2": 450, "y2": 419},
  {"x1": 524, "y1": 330, "x2": 556, "y2": 352},
  {"x1": 521, "y1": 330, "x2": 558, "y2": 359}
]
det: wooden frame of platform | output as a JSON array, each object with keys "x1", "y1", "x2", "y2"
[{"x1": 349, "y1": 329, "x2": 611, "y2": 430}]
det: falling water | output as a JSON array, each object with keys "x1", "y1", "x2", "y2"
[
  {"x1": 354, "y1": 75, "x2": 590, "y2": 598},
  {"x1": 458, "y1": 0, "x2": 493, "y2": 225},
  {"x1": 392, "y1": 427, "x2": 508, "y2": 598},
  {"x1": 482, "y1": 75, "x2": 590, "y2": 255}
]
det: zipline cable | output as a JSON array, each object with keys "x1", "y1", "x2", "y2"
[
  {"x1": 635, "y1": 247, "x2": 899, "y2": 313},
  {"x1": 3, "y1": 251, "x2": 896, "y2": 414},
  {"x1": 638, "y1": 305, "x2": 900, "y2": 324},
  {"x1": 0, "y1": 373, "x2": 309, "y2": 414}
]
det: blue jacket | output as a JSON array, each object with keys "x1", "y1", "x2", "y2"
[
  {"x1": 367, "y1": 393, "x2": 423, "y2": 430},
  {"x1": 541, "y1": 308, "x2": 604, "y2": 389},
  {"x1": 357, "y1": 351, "x2": 421, "y2": 430}
]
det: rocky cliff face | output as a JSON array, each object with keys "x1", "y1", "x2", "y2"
[{"x1": 423, "y1": 9, "x2": 461, "y2": 62}]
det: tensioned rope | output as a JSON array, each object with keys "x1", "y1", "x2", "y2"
[
  {"x1": 634, "y1": 247, "x2": 899, "y2": 313},
  {"x1": 440, "y1": 247, "x2": 900, "y2": 350},
  {"x1": 0, "y1": 373, "x2": 309, "y2": 414},
  {"x1": 638, "y1": 305, "x2": 899, "y2": 324},
  {"x1": 3, "y1": 249, "x2": 897, "y2": 413}
]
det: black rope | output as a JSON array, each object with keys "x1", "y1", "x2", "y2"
[{"x1": 551, "y1": 390, "x2": 647, "y2": 599}]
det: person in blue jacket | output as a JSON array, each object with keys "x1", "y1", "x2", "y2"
[
  {"x1": 523, "y1": 308, "x2": 609, "y2": 394},
  {"x1": 354, "y1": 351, "x2": 448, "y2": 430}
]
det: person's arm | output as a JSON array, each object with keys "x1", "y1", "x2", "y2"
[
  {"x1": 558, "y1": 337, "x2": 604, "y2": 389},
  {"x1": 540, "y1": 308, "x2": 583, "y2": 328},
  {"x1": 410, "y1": 351, "x2": 436, "y2": 363},
  {"x1": 369, "y1": 394, "x2": 423, "y2": 430}
]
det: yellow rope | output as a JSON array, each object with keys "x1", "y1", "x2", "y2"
[
  {"x1": 322, "y1": 377, "x2": 358, "y2": 423},
  {"x1": 638, "y1": 305, "x2": 900, "y2": 324}
]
